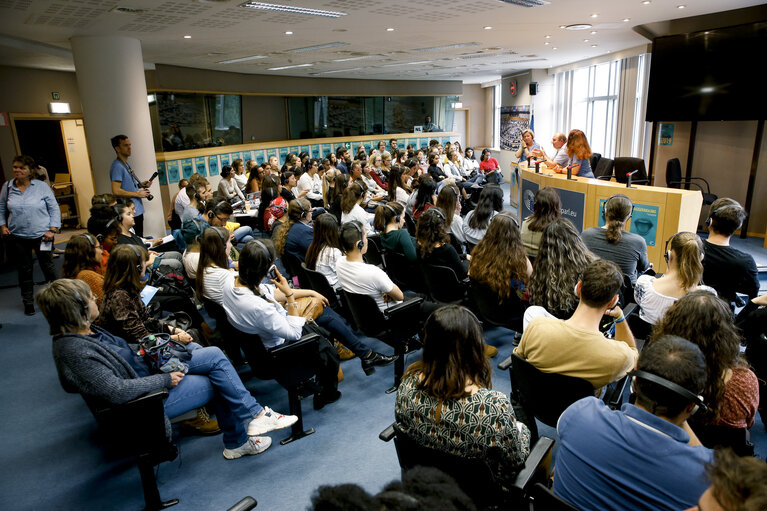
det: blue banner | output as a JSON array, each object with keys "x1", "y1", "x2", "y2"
[
  {"x1": 208, "y1": 155, "x2": 219, "y2": 176},
  {"x1": 195, "y1": 157, "x2": 207, "y2": 177},
  {"x1": 157, "y1": 161, "x2": 167, "y2": 186},
  {"x1": 166, "y1": 161, "x2": 180, "y2": 184}
]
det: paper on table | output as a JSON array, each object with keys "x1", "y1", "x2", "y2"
[{"x1": 140, "y1": 285, "x2": 159, "y2": 306}]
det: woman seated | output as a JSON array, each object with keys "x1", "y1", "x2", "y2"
[
  {"x1": 218, "y1": 165, "x2": 246, "y2": 202},
  {"x1": 341, "y1": 183, "x2": 374, "y2": 235},
  {"x1": 416, "y1": 207, "x2": 467, "y2": 280},
  {"x1": 436, "y1": 185, "x2": 465, "y2": 254},
  {"x1": 528, "y1": 218, "x2": 596, "y2": 319},
  {"x1": 412, "y1": 176, "x2": 437, "y2": 220},
  {"x1": 469, "y1": 213, "x2": 532, "y2": 301},
  {"x1": 224, "y1": 240, "x2": 397, "y2": 399},
  {"x1": 197, "y1": 227, "x2": 238, "y2": 305},
  {"x1": 387, "y1": 165, "x2": 411, "y2": 206},
  {"x1": 479, "y1": 149, "x2": 501, "y2": 184},
  {"x1": 305, "y1": 213, "x2": 344, "y2": 290},
  {"x1": 99, "y1": 245, "x2": 209, "y2": 344},
  {"x1": 326, "y1": 173, "x2": 348, "y2": 223},
  {"x1": 654, "y1": 292, "x2": 760, "y2": 438},
  {"x1": 38, "y1": 279, "x2": 297, "y2": 460},
  {"x1": 274, "y1": 198, "x2": 313, "y2": 263},
  {"x1": 363, "y1": 156, "x2": 387, "y2": 193},
  {"x1": 113, "y1": 201, "x2": 184, "y2": 273},
  {"x1": 515, "y1": 128, "x2": 545, "y2": 162},
  {"x1": 520, "y1": 187, "x2": 561, "y2": 258},
  {"x1": 375, "y1": 202, "x2": 417, "y2": 262},
  {"x1": 395, "y1": 305, "x2": 531, "y2": 479},
  {"x1": 257, "y1": 175, "x2": 285, "y2": 234},
  {"x1": 635, "y1": 232, "x2": 715, "y2": 325},
  {"x1": 463, "y1": 147, "x2": 480, "y2": 175},
  {"x1": 462, "y1": 184, "x2": 503, "y2": 247},
  {"x1": 563, "y1": 129, "x2": 594, "y2": 178},
  {"x1": 87, "y1": 205, "x2": 122, "y2": 268},
  {"x1": 62, "y1": 233, "x2": 105, "y2": 306},
  {"x1": 246, "y1": 164, "x2": 265, "y2": 194},
  {"x1": 582, "y1": 194, "x2": 649, "y2": 284}
]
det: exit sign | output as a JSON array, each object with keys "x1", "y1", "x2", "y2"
[{"x1": 51, "y1": 92, "x2": 60, "y2": 100}]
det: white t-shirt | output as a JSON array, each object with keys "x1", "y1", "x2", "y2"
[
  {"x1": 174, "y1": 190, "x2": 190, "y2": 217},
  {"x1": 450, "y1": 214, "x2": 466, "y2": 243},
  {"x1": 341, "y1": 203, "x2": 374, "y2": 234},
  {"x1": 395, "y1": 187, "x2": 410, "y2": 206},
  {"x1": 336, "y1": 256, "x2": 400, "y2": 311},
  {"x1": 201, "y1": 266, "x2": 237, "y2": 304},
  {"x1": 233, "y1": 173, "x2": 248, "y2": 192},
  {"x1": 223, "y1": 283, "x2": 305, "y2": 348},
  {"x1": 315, "y1": 246, "x2": 343, "y2": 290},
  {"x1": 182, "y1": 250, "x2": 200, "y2": 279},
  {"x1": 634, "y1": 274, "x2": 717, "y2": 325},
  {"x1": 297, "y1": 172, "x2": 322, "y2": 200}
]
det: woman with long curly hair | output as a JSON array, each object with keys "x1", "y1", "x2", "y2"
[
  {"x1": 62, "y1": 233, "x2": 105, "y2": 305},
  {"x1": 469, "y1": 213, "x2": 532, "y2": 300},
  {"x1": 387, "y1": 164, "x2": 411, "y2": 206},
  {"x1": 520, "y1": 187, "x2": 561, "y2": 258},
  {"x1": 528, "y1": 218, "x2": 596, "y2": 319},
  {"x1": 652, "y1": 291, "x2": 759, "y2": 433},
  {"x1": 416, "y1": 207, "x2": 467, "y2": 279},
  {"x1": 273, "y1": 197, "x2": 313, "y2": 261}
]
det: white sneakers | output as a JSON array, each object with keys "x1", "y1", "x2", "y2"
[
  {"x1": 222, "y1": 436, "x2": 272, "y2": 460},
  {"x1": 247, "y1": 407, "x2": 298, "y2": 436}
]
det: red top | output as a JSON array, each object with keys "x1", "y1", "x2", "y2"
[
  {"x1": 480, "y1": 158, "x2": 500, "y2": 173},
  {"x1": 413, "y1": 202, "x2": 434, "y2": 220},
  {"x1": 712, "y1": 365, "x2": 760, "y2": 429}
]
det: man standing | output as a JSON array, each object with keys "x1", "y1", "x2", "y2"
[
  {"x1": 546, "y1": 132, "x2": 569, "y2": 170},
  {"x1": 110, "y1": 134, "x2": 150, "y2": 237},
  {"x1": 553, "y1": 335, "x2": 713, "y2": 511}
]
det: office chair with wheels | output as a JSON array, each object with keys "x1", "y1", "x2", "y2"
[
  {"x1": 665, "y1": 158, "x2": 717, "y2": 205},
  {"x1": 613, "y1": 157, "x2": 649, "y2": 185}
]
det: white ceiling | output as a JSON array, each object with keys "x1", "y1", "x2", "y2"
[{"x1": 0, "y1": 0, "x2": 763, "y2": 83}]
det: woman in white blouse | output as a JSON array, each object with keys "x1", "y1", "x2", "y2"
[
  {"x1": 341, "y1": 183, "x2": 375, "y2": 234},
  {"x1": 232, "y1": 159, "x2": 248, "y2": 192},
  {"x1": 305, "y1": 213, "x2": 344, "y2": 289},
  {"x1": 218, "y1": 165, "x2": 246, "y2": 202}
]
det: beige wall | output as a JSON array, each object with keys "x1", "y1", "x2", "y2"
[{"x1": 459, "y1": 83, "x2": 488, "y2": 148}]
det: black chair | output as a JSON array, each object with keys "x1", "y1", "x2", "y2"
[
  {"x1": 379, "y1": 423, "x2": 555, "y2": 509},
  {"x1": 203, "y1": 298, "x2": 246, "y2": 366},
  {"x1": 529, "y1": 483, "x2": 579, "y2": 511},
  {"x1": 627, "y1": 308, "x2": 653, "y2": 341},
  {"x1": 403, "y1": 210, "x2": 417, "y2": 236},
  {"x1": 665, "y1": 157, "x2": 717, "y2": 205},
  {"x1": 280, "y1": 252, "x2": 304, "y2": 283},
  {"x1": 613, "y1": 157, "x2": 649, "y2": 185},
  {"x1": 589, "y1": 152, "x2": 601, "y2": 172},
  {"x1": 385, "y1": 250, "x2": 428, "y2": 294},
  {"x1": 594, "y1": 156, "x2": 615, "y2": 180},
  {"x1": 232, "y1": 327, "x2": 322, "y2": 445},
  {"x1": 90, "y1": 389, "x2": 180, "y2": 510},
  {"x1": 690, "y1": 423, "x2": 755, "y2": 457},
  {"x1": 468, "y1": 278, "x2": 525, "y2": 333},
  {"x1": 300, "y1": 263, "x2": 342, "y2": 311},
  {"x1": 365, "y1": 235, "x2": 386, "y2": 268},
  {"x1": 421, "y1": 263, "x2": 467, "y2": 304},
  {"x1": 341, "y1": 291, "x2": 423, "y2": 393}
]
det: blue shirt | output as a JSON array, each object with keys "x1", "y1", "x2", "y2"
[
  {"x1": 0, "y1": 179, "x2": 61, "y2": 239},
  {"x1": 110, "y1": 158, "x2": 144, "y2": 216},
  {"x1": 88, "y1": 325, "x2": 151, "y2": 377},
  {"x1": 553, "y1": 397, "x2": 712, "y2": 511},
  {"x1": 520, "y1": 141, "x2": 543, "y2": 160},
  {"x1": 285, "y1": 221, "x2": 313, "y2": 262},
  {"x1": 567, "y1": 155, "x2": 594, "y2": 179}
]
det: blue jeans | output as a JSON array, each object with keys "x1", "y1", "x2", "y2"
[
  {"x1": 234, "y1": 226, "x2": 255, "y2": 245},
  {"x1": 315, "y1": 307, "x2": 372, "y2": 359},
  {"x1": 164, "y1": 344, "x2": 264, "y2": 448}
]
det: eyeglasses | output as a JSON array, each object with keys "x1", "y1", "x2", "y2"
[{"x1": 216, "y1": 215, "x2": 229, "y2": 223}]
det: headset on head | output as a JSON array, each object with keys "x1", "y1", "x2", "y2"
[
  {"x1": 252, "y1": 239, "x2": 272, "y2": 264},
  {"x1": 74, "y1": 286, "x2": 90, "y2": 320},
  {"x1": 603, "y1": 194, "x2": 634, "y2": 222},
  {"x1": 706, "y1": 202, "x2": 743, "y2": 228},
  {"x1": 213, "y1": 227, "x2": 229, "y2": 244},
  {"x1": 347, "y1": 221, "x2": 365, "y2": 250},
  {"x1": 113, "y1": 205, "x2": 124, "y2": 223},
  {"x1": 294, "y1": 199, "x2": 308, "y2": 219},
  {"x1": 497, "y1": 211, "x2": 520, "y2": 229},
  {"x1": 629, "y1": 369, "x2": 707, "y2": 415},
  {"x1": 82, "y1": 233, "x2": 97, "y2": 248},
  {"x1": 384, "y1": 203, "x2": 401, "y2": 223},
  {"x1": 127, "y1": 244, "x2": 144, "y2": 272},
  {"x1": 430, "y1": 207, "x2": 446, "y2": 222}
]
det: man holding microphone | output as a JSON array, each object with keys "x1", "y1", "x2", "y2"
[{"x1": 110, "y1": 134, "x2": 152, "y2": 237}]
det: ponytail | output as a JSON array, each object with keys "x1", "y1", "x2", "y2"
[
  {"x1": 604, "y1": 195, "x2": 633, "y2": 244},
  {"x1": 671, "y1": 232, "x2": 704, "y2": 291}
]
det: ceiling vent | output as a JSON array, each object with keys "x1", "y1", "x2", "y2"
[
  {"x1": 111, "y1": 6, "x2": 149, "y2": 14},
  {"x1": 498, "y1": 0, "x2": 550, "y2": 7}
]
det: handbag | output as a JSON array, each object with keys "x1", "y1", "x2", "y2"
[
  {"x1": 290, "y1": 295, "x2": 325, "y2": 321},
  {"x1": 138, "y1": 333, "x2": 192, "y2": 374}
]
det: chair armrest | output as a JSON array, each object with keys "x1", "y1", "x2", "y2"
[
  {"x1": 603, "y1": 374, "x2": 630, "y2": 409},
  {"x1": 512, "y1": 436, "x2": 555, "y2": 491},
  {"x1": 384, "y1": 296, "x2": 424, "y2": 318},
  {"x1": 379, "y1": 423, "x2": 396, "y2": 442},
  {"x1": 226, "y1": 496, "x2": 258, "y2": 511},
  {"x1": 669, "y1": 180, "x2": 705, "y2": 193},
  {"x1": 269, "y1": 333, "x2": 320, "y2": 356},
  {"x1": 622, "y1": 303, "x2": 637, "y2": 318},
  {"x1": 631, "y1": 178, "x2": 649, "y2": 184},
  {"x1": 94, "y1": 388, "x2": 169, "y2": 419},
  {"x1": 688, "y1": 177, "x2": 712, "y2": 193},
  {"x1": 498, "y1": 355, "x2": 513, "y2": 371}
]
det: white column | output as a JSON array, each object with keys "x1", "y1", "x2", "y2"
[{"x1": 70, "y1": 36, "x2": 164, "y2": 237}]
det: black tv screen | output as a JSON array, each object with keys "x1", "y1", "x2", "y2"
[{"x1": 645, "y1": 22, "x2": 767, "y2": 121}]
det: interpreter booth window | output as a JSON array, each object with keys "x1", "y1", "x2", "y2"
[
  {"x1": 151, "y1": 93, "x2": 242, "y2": 152},
  {"x1": 287, "y1": 96, "x2": 458, "y2": 140}
]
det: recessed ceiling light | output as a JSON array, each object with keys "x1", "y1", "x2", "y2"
[
  {"x1": 544, "y1": 42, "x2": 550, "y2": 45},
  {"x1": 184, "y1": 35, "x2": 191, "y2": 39},
  {"x1": 267, "y1": 63, "x2": 314, "y2": 70},
  {"x1": 386, "y1": 27, "x2": 394, "y2": 31},
  {"x1": 484, "y1": 26, "x2": 492, "y2": 30},
  {"x1": 413, "y1": 42, "x2": 478, "y2": 52},
  {"x1": 286, "y1": 42, "x2": 349, "y2": 53},
  {"x1": 559, "y1": 25, "x2": 566, "y2": 29},
  {"x1": 545, "y1": 35, "x2": 551, "y2": 38},
  {"x1": 553, "y1": 47, "x2": 558, "y2": 50},
  {"x1": 285, "y1": 31, "x2": 293, "y2": 35},
  {"x1": 218, "y1": 55, "x2": 268, "y2": 64},
  {"x1": 565, "y1": 24, "x2": 593, "y2": 30},
  {"x1": 583, "y1": 39, "x2": 590, "y2": 42},
  {"x1": 591, "y1": 44, "x2": 597, "y2": 47},
  {"x1": 677, "y1": 4, "x2": 685, "y2": 8},
  {"x1": 642, "y1": 1, "x2": 651, "y2": 4},
  {"x1": 590, "y1": 13, "x2": 598, "y2": 18},
  {"x1": 623, "y1": 18, "x2": 630, "y2": 22},
  {"x1": 590, "y1": 31, "x2": 597, "y2": 34},
  {"x1": 240, "y1": 2, "x2": 347, "y2": 18}
]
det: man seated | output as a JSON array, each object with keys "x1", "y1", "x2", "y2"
[
  {"x1": 686, "y1": 448, "x2": 767, "y2": 511},
  {"x1": 545, "y1": 132, "x2": 569, "y2": 171},
  {"x1": 515, "y1": 259, "x2": 638, "y2": 390},
  {"x1": 702, "y1": 198, "x2": 759, "y2": 307},
  {"x1": 553, "y1": 335, "x2": 714, "y2": 511}
]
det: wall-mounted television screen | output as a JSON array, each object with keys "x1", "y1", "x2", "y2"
[{"x1": 645, "y1": 22, "x2": 767, "y2": 122}]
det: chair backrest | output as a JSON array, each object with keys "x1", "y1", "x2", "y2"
[
  {"x1": 613, "y1": 157, "x2": 648, "y2": 183},
  {"x1": 392, "y1": 424, "x2": 505, "y2": 509},
  {"x1": 589, "y1": 152, "x2": 601, "y2": 171},
  {"x1": 593, "y1": 157, "x2": 614, "y2": 180},
  {"x1": 385, "y1": 250, "x2": 427, "y2": 294},
  {"x1": 300, "y1": 263, "x2": 341, "y2": 310},
  {"x1": 404, "y1": 210, "x2": 416, "y2": 236},
  {"x1": 691, "y1": 423, "x2": 755, "y2": 457},
  {"x1": 421, "y1": 263, "x2": 465, "y2": 303},
  {"x1": 510, "y1": 353, "x2": 594, "y2": 429},
  {"x1": 280, "y1": 252, "x2": 304, "y2": 281},
  {"x1": 365, "y1": 235, "x2": 386, "y2": 268},
  {"x1": 665, "y1": 157, "x2": 683, "y2": 188},
  {"x1": 530, "y1": 483, "x2": 579, "y2": 511},
  {"x1": 468, "y1": 278, "x2": 524, "y2": 331},
  {"x1": 341, "y1": 290, "x2": 388, "y2": 338},
  {"x1": 171, "y1": 229, "x2": 186, "y2": 252}
]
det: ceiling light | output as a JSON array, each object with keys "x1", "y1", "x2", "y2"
[
  {"x1": 553, "y1": 47, "x2": 557, "y2": 50},
  {"x1": 314, "y1": 67, "x2": 363, "y2": 75},
  {"x1": 267, "y1": 63, "x2": 314, "y2": 70},
  {"x1": 591, "y1": 44, "x2": 597, "y2": 47},
  {"x1": 590, "y1": 31, "x2": 597, "y2": 34},
  {"x1": 413, "y1": 42, "x2": 478, "y2": 52},
  {"x1": 332, "y1": 55, "x2": 379, "y2": 62},
  {"x1": 49, "y1": 103, "x2": 70, "y2": 114},
  {"x1": 590, "y1": 13, "x2": 598, "y2": 18},
  {"x1": 545, "y1": 35, "x2": 551, "y2": 38},
  {"x1": 583, "y1": 39, "x2": 589, "y2": 42},
  {"x1": 406, "y1": 60, "x2": 433, "y2": 65},
  {"x1": 559, "y1": 25, "x2": 566, "y2": 29},
  {"x1": 218, "y1": 55, "x2": 267, "y2": 64},
  {"x1": 285, "y1": 31, "x2": 293, "y2": 35},
  {"x1": 623, "y1": 18, "x2": 630, "y2": 22},
  {"x1": 677, "y1": 4, "x2": 685, "y2": 8},
  {"x1": 544, "y1": 42, "x2": 550, "y2": 45},
  {"x1": 386, "y1": 27, "x2": 394, "y2": 31},
  {"x1": 184, "y1": 35, "x2": 192, "y2": 39},
  {"x1": 484, "y1": 26, "x2": 492, "y2": 30},
  {"x1": 700, "y1": 86, "x2": 714, "y2": 93},
  {"x1": 565, "y1": 24, "x2": 592, "y2": 30},
  {"x1": 240, "y1": 2, "x2": 347, "y2": 18},
  {"x1": 642, "y1": 1, "x2": 651, "y2": 4},
  {"x1": 286, "y1": 42, "x2": 349, "y2": 53}
]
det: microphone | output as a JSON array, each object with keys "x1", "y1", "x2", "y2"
[{"x1": 626, "y1": 170, "x2": 638, "y2": 189}]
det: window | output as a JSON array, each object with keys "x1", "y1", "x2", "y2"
[
  {"x1": 151, "y1": 93, "x2": 242, "y2": 152},
  {"x1": 631, "y1": 54, "x2": 651, "y2": 158}
]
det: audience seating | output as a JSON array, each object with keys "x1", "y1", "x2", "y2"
[
  {"x1": 613, "y1": 157, "x2": 649, "y2": 185},
  {"x1": 202, "y1": 299, "x2": 246, "y2": 367},
  {"x1": 529, "y1": 483, "x2": 579, "y2": 511},
  {"x1": 231, "y1": 326, "x2": 323, "y2": 445},
  {"x1": 379, "y1": 423, "x2": 555, "y2": 509},
  {"x1": 403, "y1": 210, "x2": 416, "y2": 236},
  {"x1": 691, "y1": 423, "x2": 755, "y2": 457},
  {"x1": 468, "y1": 278, "x2": 525, "y2": 334},
  {"x1": 364, "y1": 235, "x2": 386, "y2": 268},
  {"x1": 89, "y1": 388, "x2": 180, "y2": 510},
  {"x1": 299, "y1": 263, "x2": 343, "y2": 312},
  {"x1": 589, "y1": 152, "x2": 601, "y2": 172},
  {"x1": 341, "y1": 291, "x2": 423, "y2": 393},
  {"x1": 279, "y1": 252, "x2": 304, "y2": 282},
  {"x1": 384, "y1": 250, "x2": 428, "y2": 294},
  {"x1": 421, "y1": 263, "x2": 467, "y2": 304},
  {"x1": 665, "y1": 157, "x2": 717, "y2": 205}
]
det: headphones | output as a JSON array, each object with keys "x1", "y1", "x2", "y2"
[
  {"x1": 348, "y1": 221, "x2": 365, "y2": 250},
  {"x1": 430, "y1": 207, "x2": 446, "y2": 221},
  {"x1": 294, "y1": 199, "x2": 308, "y2": 219},
  {"x1": 128, "y1": 244, "x2": 144, "y2": 272},
  {"x1": 252, "y1": 240, "x2": 273, "y2": 263},
  {"x1": 74, "y1": 288, "x2": 90, "y2": 319},
  {"x1": 497, "y1": 211, "x2": 520, "y2": 228},
  {"x1": 213, "y1": 227, "x2": 229, "y2": 244},
  {"x1": 384, "y1": 203, "x2": 401, "y2": 223},
  {"x1": 82, "y1": 233, "x2": 97, "y2": 248},
  {"x1": 603, "y1": 194, "x2": 633, "y2": 222},
  {"x1": 113, "y1": 205, "x2": 123, "y2": 223},
  {"x1": 629, "y1": 369, "x2": 707, "y2": 415},
  {"x1": 706, "y1": 202, "x2": 743, "y2": 228}
]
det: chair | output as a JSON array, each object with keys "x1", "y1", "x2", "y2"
[
  {"x1": 300, "y1": 263, "x2": 342, "y2": 311},
  {"x1": 468, "y1": 278, "x2": 525, "y2": 333},
  {"x1": 202, "y1": 298, "x2": 246, "y2": 366},
  {"x1": 421, "y1": 263, "x2": 467, "y2": 304},
  {"x1": 594, "y1": 156, "x2": 615, "y2": 180},
  {"x1": 341, "y1": 291, "x2": 423, "y2": 393},
  {"x1": 529, "y1": 483, "x2": 579, "y2": 511},
  {"x1": 404, "y1": 210, "x2": 417, "y2": 236},
  {"x1": 280, "y1": 252, "x2": 304, "y2": 283},
  {"x1": 365, "y1": 235, "x2": 386, "y2": 268},
  {"x1": 690, "y1": 423, "x2": 755, "y2": 457},
  {"x1": 627, "y1": 308, "x2": 653, "y2": 341},
  {"x1": 613, "y1": 157, "x2": 649, "y2": 185},
  {"x1": 589, "y1": 152, "x2": 601, "y2": 172},
  {"x1": 89, "y1": 389, "x2": 180, "y2": 510},
  {"x1": 379, "y1": 423, "x2": 555, "y2": 509},
  {"x1": 665, "y1": 158, "x2": 717, "y2": 205},
  {"x1": 232, "y1": 327, "x2": 323, "y2": 445},
  {"x1": 385, "y1": 250, "x2": 428, "y2": 294}
]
